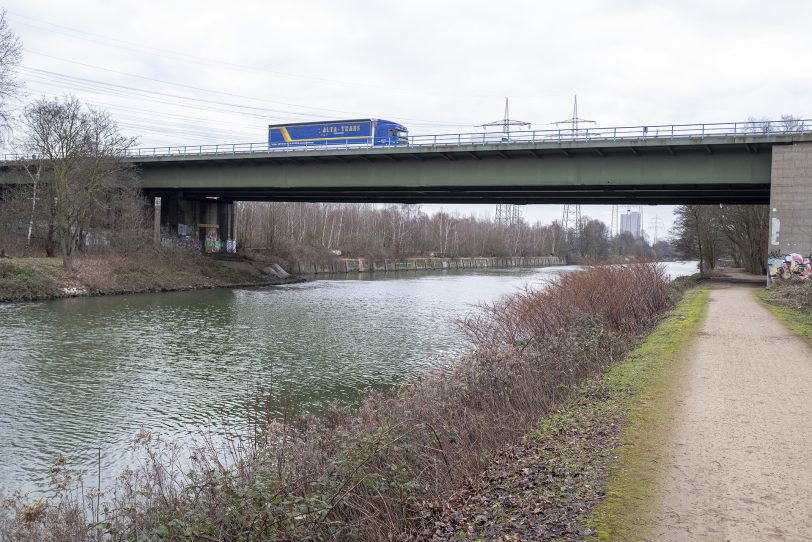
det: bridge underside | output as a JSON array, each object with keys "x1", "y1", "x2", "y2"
[
  {"x1": 136, "y1": 136, "x2": 789, "y2": 206},
  {"x1": 150, "y1": 184, "x2": 770, "y2": 205}
]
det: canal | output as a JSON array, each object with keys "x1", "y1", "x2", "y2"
[{"x1": 0, "y1": 262, "x2": 697, "y2": 494}]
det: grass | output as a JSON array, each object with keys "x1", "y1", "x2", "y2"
[
  {"x1": 0, "y1": 260, "x2": 59, "y2": 301},
  {"x1": 585, "y1": 287, "x2": 710, "y2": 540},
  {"x1": 0, "y1": 249, "x2": 268, "y2": 303},
  {"x1": 756, "y1": 281, "x2": 812, "y2": 347}
]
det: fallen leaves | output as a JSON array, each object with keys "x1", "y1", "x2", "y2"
[{"x1": 411, "y1": 383, "x2": 627, "y2": 541}]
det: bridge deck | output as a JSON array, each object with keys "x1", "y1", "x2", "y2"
[
  {"x1": 3, "y1": 132, "x2": 812, "y2": 205},
  {"x1": 133, "y1": 135, "x2": 807, "y2": 205}
]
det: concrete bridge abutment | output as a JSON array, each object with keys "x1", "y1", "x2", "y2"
[
  {"x1": 769, "y1": 143, "x2": 812, "y2": 260},
  {"x1": 151, "y1": 193, "x2": 236, "y2": 252}
]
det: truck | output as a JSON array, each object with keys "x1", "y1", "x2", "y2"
[{"x1": 268, "y1": 119, "x2": 408, "y2": 148}]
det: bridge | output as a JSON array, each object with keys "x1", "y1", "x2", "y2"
[
  {"x1": 2, "y1": 120, "x2": 811, "y2": 259},
  {"x1": 127, "y1": 121, "x2": 812, "y2": 205}
]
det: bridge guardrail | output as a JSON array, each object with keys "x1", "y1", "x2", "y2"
[{"x1": 1, "y1": 119, "x2": 810, "y2": 161}]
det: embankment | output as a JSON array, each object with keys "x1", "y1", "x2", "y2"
[
  {"x1": 0, "y1": 250, "x2": 275, "y2": 303},
  {"x1": 425, "y1": 282, "x2": 708, "y2": 540},
  {"x1": 585, "y1": 285, "x2": 708, "y2": 540},
  {"x1": 1, "y1": 264, "x2": 681, "y2": 542}
]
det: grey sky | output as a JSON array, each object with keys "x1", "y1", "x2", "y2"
[{"x1": 5, "y1": 0, "x2": 810, "y2": 235}]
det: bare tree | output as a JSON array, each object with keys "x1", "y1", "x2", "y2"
[
  {"x1": 777, "y1": 114, "x2": 803, "y2": 133},
  {"x1": 21, "y1": 96, "x2": 137, "y2": 269},
  {"x1": 744, "y1": 114, "x2": 804, "y2": 134},
  {"x1": 0, "y1": 9, "x2": 21, "y2": 139},
  {"x1": 671, "y1": 204, "x2": 768, "y2": 274},
  {"x1": 672, "y1": 205, "x2": 724, "y2": 274},
  {"x1": 717, "y1": 205, "x2": 769, "y2": 274}
]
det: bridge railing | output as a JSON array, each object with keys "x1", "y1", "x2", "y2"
[{"x1": 1, "y1": 119, "x2": 810, "y2": 161}]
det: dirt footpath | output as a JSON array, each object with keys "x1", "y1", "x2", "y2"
[{"x1": 653, "y1": 285, "x2": 812, "y2": 541}]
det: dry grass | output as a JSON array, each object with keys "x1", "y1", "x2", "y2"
[
  {"x1": 0, "y1": 247, "x2": 266, "y2": 302},
  {"x1": 0, "y1": 264, "x2": 673, "y2": 541},
  {"x1": 763, "y1": 277, "x2": 812, "y2": 311},
  {"x1": 757, "y1": 279, "x2": 812, "y2": 348}
]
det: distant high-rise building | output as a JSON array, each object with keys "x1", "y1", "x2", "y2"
[{"x1": 620, "y1": 211, "x2": 642, "y2": 238}]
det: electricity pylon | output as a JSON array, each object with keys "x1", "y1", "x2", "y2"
[
  {"x1": 483, "y1": 98, "x2": 529, "y2": 226},
  {"x1": 553, "y1": 95, "x2": 596, "y2": 138},
  {"x1": 495, "y1": 204, "x2": 521, "y2": 226},
  {"x1": 562, "y1": 204, "x2": 582, "y2": 243}
]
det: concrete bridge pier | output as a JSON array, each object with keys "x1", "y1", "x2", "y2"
[
  {"x1": 151, "y1": 192, "x2": 236, "y2": 252},
  {"x1": 768, "y1": 143, "x2": 812, "y2": 264}
]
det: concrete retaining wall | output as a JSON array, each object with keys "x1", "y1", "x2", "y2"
[{"x1": 293, "y1": 256, "x2": 565, "y2": 275}]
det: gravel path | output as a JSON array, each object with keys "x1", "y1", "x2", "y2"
[{"x1": 653, "y1": 285, "x2": 812, "y2": 541}]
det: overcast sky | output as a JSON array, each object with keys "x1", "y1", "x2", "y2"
[{"x1": 5, "y1": 0, "x2": 811, "y2": 236}]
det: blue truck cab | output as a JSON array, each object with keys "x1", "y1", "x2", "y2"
[{"x1": 268, "y1": 119, "x2": 408, "y2": 148}]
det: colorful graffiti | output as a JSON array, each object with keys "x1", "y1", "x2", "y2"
[{"x1": 768, "y1": 253, "x2": 811, "y2": 279}]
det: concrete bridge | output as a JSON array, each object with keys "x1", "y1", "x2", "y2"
[{"x1": 2, "y1": 120, "x2": 812, "y2": 258}]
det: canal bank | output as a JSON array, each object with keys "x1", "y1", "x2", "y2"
[
  {"x1": 0, "y1": 264, "x2": 699, "y2": 541},
  {"x1": 0, "y1": 253, "x2": 565, "y2": 303},
  {"x1": 0, "y1": 251, "x2": 282, "y2": 303},
  {"x1": 420, "y1": 279, "x2": 707, "y2": 540}
]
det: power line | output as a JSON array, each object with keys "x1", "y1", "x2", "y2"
[
  {"x1": 10, "y1": 10, "x2": 528, "y2": 102},
  {"x1": 479, "y1": 98, "x2": 531, "y2": 135},
  {"x1": 562, "y1": 204, "x2": 581, "y2": 244},
  {"x1": 29, "y1": 49, "x2": 473, "y2": 126},
  {"x1": 23, "y1": 49, "x2": 384, "y2": 117},
  {"x1": 19, "y1": 62, "x2": 476, "y2": 129},
  {"x1": 20, "y1": 66, "x2": 378, "y2": 120}
]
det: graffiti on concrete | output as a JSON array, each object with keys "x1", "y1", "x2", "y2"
[
  {"x1": 768, "y1": 253, "x2": 811, "y2": 279},
  {"x1": 161, "y1": 236, "x2": 202, "y2": 252},
  {"x1": 162, "y1": 232, "x2": 237, "y2": 254}
]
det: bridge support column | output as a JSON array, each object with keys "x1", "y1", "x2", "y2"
[
  {"x1": 768, "y1": 142, "x2": 812, "y2": 277},
  {"x1": 152, "y1": 195, "x2": 162, "y2": 244},
  {"x1": 217, "y1": 201, "x2": 231, "y2": 246}
]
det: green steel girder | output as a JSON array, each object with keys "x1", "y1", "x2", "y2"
[{"x1": 4, "y1": 133, "x2": 812, "y2": 204}]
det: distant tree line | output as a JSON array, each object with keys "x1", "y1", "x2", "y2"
[{"x1": 236, "y1": 202, "x2": 677, "y2": 262}]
